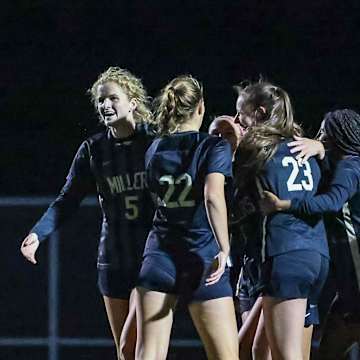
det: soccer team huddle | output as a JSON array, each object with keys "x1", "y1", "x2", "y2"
[{"x1": 20, "y1": 67, "x2": 360, "y2": 360}]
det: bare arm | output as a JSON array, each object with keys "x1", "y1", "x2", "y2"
[{"x1": 204, "y1": 172, "x2": 230, "y2": 285}]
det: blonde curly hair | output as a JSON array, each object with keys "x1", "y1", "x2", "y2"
[{"x1": 89, "y1": 67, "x2": 153, "y2": 124}]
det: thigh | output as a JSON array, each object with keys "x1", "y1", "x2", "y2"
[
  {"x1": 189, "y1": 297, "x2": 239, "y2": 360},
  {"x1": 119, "y1": 289, "x2": 137, "y2": 360},
  {"x1": 252, "y1": 310, "x2": 271, "y2": 360},
  {"x1": 135, "y1": 287, "x2": 177, "y2": 360},
  {"x1": 302, "y1": 325, "x2": 313, "y2": 360},
  {"x1": 263, "y1": 296, "x2": 307, "y2": 360},
  {"x1": 103, "y1": 296, "x2": 130, "y2": 348},
  {"x1": 238, "y1": 297, "x2": 263, "y2": 359}
]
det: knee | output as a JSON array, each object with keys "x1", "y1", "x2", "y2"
[{"x1": 119, "y1": 339, "x2": 135, "y2": 360}]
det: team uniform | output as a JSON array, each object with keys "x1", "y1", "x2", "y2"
[
  {"x1": 257, "y1": 140, "x2": 329, "y2": 324},
  {"x1": 31, "y1": 124, "x2": 155, "y2": 299},
  {"x1": 137, "y1": 131, "x2": 233, "y2": 302},
  {"x1": 230, "y1": 181, "x2": 264, "y2": 314},
  {"x1": 289, "y1": 155, "x2": 360, "y2": 319}
]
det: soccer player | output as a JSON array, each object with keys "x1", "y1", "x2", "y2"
[
  {"x1": 234, "y1": 80, "x2": 329, "y2": 360},
  {"x1": 135, "y1": 75, "x2": 239, "y2": 360},
  {"x1": 260, "y1": 109, "x2": 360, "y2": 359},
  {"x1": 20, "y1": 67, "x2": 155, "y2": 360}
]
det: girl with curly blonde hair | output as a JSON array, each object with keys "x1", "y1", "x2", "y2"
[{"x1": 21, "y1": 67, "x2": 155, "y2": 360}]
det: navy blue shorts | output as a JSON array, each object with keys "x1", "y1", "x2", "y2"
[
  {"x1": 97, "y1": 267, "x2": 139, "y2": 299},
  {"x1": 262, "y1": 250, "x2": 329, "y2": 325},
  {"x1": 137, "y1": 252, "x2": 233, "y2": 303}
]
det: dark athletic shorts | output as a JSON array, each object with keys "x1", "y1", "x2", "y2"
[
  {"x1": 262, "y1": 250, "x2": 329, "y2": 325},
  {"x1": 137, "y1": 251, "x2": 233, "y2": 303},
  {"x1": 98, "y1": 267, "x2": 139, "y2": 299}
]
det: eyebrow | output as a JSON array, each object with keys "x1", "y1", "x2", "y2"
[{"x1": 97, "y1": 93, "x2": 119, "y2": 99}]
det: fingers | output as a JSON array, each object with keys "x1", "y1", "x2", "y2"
[
  {"x1": 287, "y1": 140, "x2": 303, "y2": 148},
  {"x1": 205, "y1": 254, "x2": 226, "y2": 286},
  {"x1": 205, "y1": 267, "x2": 224, "y2": 286},
  {"x1": 289, "y1": 144, "x2": 306, "y2": 154},
  {"x1": 21, "y1": 246, "x2": 37, "y2": 264},
  {"x1": 20, "y1": 235, "x2": 39, "y2": 264},
  {"x1": 263, "y1": 190, "x2": 273, "y2": 199},
  {"x1": 293, "y1": 135, "x2": 304, "y2": 141}
]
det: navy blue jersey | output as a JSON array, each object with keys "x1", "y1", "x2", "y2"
[
  {"x1": 31, "y1": 124, "x2": 155, "y2": 270},
  {"x1": 290, "y1": 155, "x2": 360, "y2": 292},
  {"x1": 144, "y1": 131, "x2": 232, "y2": 256},
  {"x1": 260, "y1": 140, "x2": 328, "y2": 258}
]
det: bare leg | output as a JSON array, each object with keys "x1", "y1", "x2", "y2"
[
  {"x1": 103, "y1": 296, "x2": 130, "y2": 359},
  {"x1": 238, "y1": 297, "x2": 263, "y2": 359},
  {"x1": 189, "y1": 297, "x2": 239, "y2": 360},
  {"x1": 302, "y1": 325, "x2": 313, "y2": 360},
  {"x1": 263, "y1": 296, "x2": 307, "y2": 360},
  {"x1": 252, "y1": 310, "x2": 271, "y2": 360},
  {"x1": 119, "y1": 289, "x2": 137, "y2": 360},
  {"x1": 135, "y1": 287, "x2": 177, "y2": 360}
]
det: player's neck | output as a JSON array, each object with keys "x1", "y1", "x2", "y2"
[
  {"x1": 109, "y1": 118, "x2": 136, "y2": 138},
  {"x1": 177, "y1": 121, "x2": 200, "y2": 133}
]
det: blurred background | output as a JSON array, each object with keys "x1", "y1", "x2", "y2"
[{"x1": 1, "y1": 1, "x2": 360, "y2": 359}]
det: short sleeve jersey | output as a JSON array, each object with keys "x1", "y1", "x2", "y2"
[{"x1": 144, "y1": 131, "x2": 232, "y2": 255}]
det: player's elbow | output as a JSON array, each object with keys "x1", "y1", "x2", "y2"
[{"x1": 204, "y1": 190, "x2": 224, "y2": 207}]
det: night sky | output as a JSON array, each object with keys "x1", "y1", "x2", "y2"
[{"x1": 2, "y1": 0, "x2": 360, "y2": 194}]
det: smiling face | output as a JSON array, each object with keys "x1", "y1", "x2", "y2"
[
  {"x1": 96, "y1": 81, "x2": 135, "y2": 127},
  {"x1": 234, "y1": 95, "x2": 257, "y2": 133}
]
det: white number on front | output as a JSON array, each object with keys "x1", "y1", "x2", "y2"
[
  {"x1": 125, "y1": 195, "x2": 139, "y2": 220},
  {"x1": 282, "y1": 156, "x2": 313, "y2": 192},
  {"x1": 159, "y1": 173, "x2": 195, "y2": 208}
]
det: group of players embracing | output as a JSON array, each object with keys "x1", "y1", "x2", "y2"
[{"x1": 20, "y1": 67, "x2": 360, "y2": 360}]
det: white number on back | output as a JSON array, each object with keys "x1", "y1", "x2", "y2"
[
  {"x1": 159, "y1": 173, "x2": 195, "y2": 208},
  {"x1": 282, "y1": 156, "x2": 314, "y2": 192}
]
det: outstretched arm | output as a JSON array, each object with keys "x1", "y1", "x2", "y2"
[{"x1": 20, "y1": 141, "x2": 95, "y2": 264}]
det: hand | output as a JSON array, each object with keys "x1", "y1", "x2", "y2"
[
  {"x1": 288, "y1": 136, "x2": 325, "y2": 163},
  {"x1": 206, "y1": 251, "x2": 228, "y2": 286},
  {"x1": 20, "y1": 233, "x2": 40, "y2": 264},
  {"x1": 259, "y1": 191, "x2": 291, "y2": 215}
]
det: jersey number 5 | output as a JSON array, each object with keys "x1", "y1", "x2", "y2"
[
  {"x1": 125, "y1": 195, "x2": 139, "y2": 220},
  {"x1": 282, "y1": 156, "x2": 314, "y2": 191},
  {"x1": 159, "y1": 173, "x2": 195, "y2": 208}
]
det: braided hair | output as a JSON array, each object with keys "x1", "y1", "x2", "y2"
[
  {"x1": 324, "y1": 109, "x2": 360, "y2": 156},
  {"x1": 153, "y1": 75, "x2": 203, "y2": 135}
]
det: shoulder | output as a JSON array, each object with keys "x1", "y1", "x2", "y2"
[
  {"x1": 84, "y1": 130, "x2": 108, "y2": 146},
  {"x1": 199, "y1": 132, "x2": 230, "y2": 149}
]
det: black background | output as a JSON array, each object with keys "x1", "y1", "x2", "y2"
[
  {"x1": 2, "y1": 0, "x2": 360, "y2": 195},
  {"x1": 1, "y1": 1, "x2": 360, "y2": 358}
]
